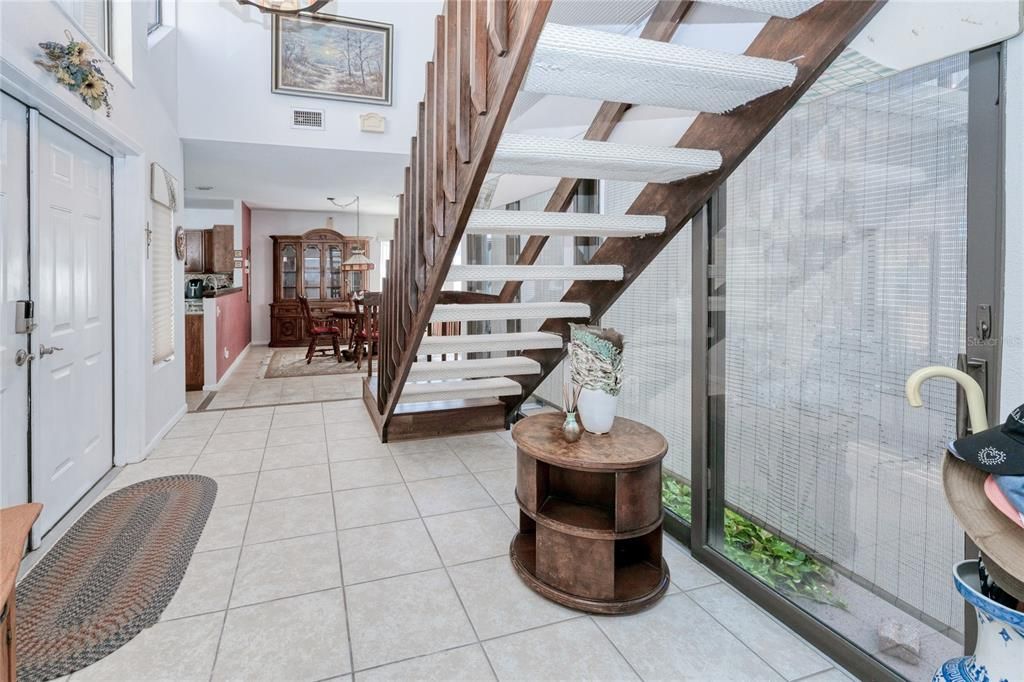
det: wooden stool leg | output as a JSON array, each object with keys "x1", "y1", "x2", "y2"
[{"x1": 332, "y1": 334, "x2": 342, "y2": 363}]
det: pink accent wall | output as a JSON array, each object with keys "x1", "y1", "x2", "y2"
[{"x1": 215, "y1": 204, "x2": 253, "y2": 380}]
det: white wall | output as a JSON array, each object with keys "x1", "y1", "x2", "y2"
[
  {"x1": 182, "y1": 206, "x2": 235, "y2": 231},
  {"x1": 250, "y1": 209, "x2": 393, "y2": 343},
  {"x1": 1, "y1": 0, "x2": 186, "y2": 481},
  {"x1": 177, "y1": 0, "x2": 441, "y2": 156},
  {"x1": 1001, "y1": 31, "x2": 1024, "y2": 414}
]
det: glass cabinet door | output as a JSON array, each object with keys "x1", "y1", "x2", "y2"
[
  {"x1": 327, "y1": 245, "x2": 343, "y2": 299},
  {"x1": 303, "y1": 244, "x2": 321, "y2": 299},
  {"x1": 281, "y1": 244, "x2": 297, "y2": 300}
]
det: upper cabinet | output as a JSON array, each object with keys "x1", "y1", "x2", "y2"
[
  {"x1": 184, "y1": 225, "x2": 235, "y2": 274},
  {"x1": 184, "y1": 230, "x2": 205, "y2": 273}
]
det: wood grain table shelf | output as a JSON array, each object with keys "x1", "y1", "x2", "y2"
[{"x1": 509, "y1": 413, "x2": 670, "y2": 614}]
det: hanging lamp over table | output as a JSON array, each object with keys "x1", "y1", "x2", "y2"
[{"x1": 328, "y1": 196, "x2": 375, "y2": 272}]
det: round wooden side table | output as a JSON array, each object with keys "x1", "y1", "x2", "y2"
[{"x1": 509, "y1": 413, "x2": 671, "y2": 614}]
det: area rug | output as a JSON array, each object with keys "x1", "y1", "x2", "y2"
[
  {"x1": 15, "y1": 475, "x2": 217, "y2": 682},
  {"x1": 263, "y1": 349, "x2": 363, "y2": 378}
]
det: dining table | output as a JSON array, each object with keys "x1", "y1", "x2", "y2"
[{"x1": 328, "y1": 306, "x2": 359, "y2": 354}]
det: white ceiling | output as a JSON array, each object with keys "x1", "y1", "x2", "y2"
[{"x1": 182, "y1": 139, "x2": 407, "y2": 215}]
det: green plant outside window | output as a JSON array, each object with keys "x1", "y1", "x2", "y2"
[{"x1": 662, "y1": 474, "x2": 845, "y2": 608}]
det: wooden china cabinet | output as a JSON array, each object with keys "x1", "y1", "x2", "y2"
[{"x1": 270, "y1": 228, "x2": 371, "y2": 347}]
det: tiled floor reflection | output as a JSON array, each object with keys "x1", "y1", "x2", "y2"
[{"x1": 56, "y1": 400, "x2": 855, "y2": 681}]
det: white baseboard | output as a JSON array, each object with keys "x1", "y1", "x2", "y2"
[
  {"x1": 252, "y1": 338, "x2": 270, "y2": 346},
  {"x1": 142, "y1": 402, "x2": 188, "y2": 460},
  {"x1": 203, "y1": 342, "x2": 251, "y2": 391}
]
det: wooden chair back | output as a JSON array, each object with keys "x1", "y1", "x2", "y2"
[
  {"x1": 297, "y1": 295, "x2": 316, "y2": 330},
  {"x1": 354, "y1": 293, "x2": 380, "y2": 337}
]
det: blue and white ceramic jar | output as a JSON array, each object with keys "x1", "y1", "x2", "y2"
[{"x1": 933, "y1": 560, "x2": 1024, "y2": 682}]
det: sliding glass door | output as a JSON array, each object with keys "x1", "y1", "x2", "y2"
[{"x1": 690, "y1": 49, "x2": 1005, "y2": 679}]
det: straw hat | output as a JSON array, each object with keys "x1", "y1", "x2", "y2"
[{"x1": 943, "y1": 452, "x2": 1024, "y2": 601}]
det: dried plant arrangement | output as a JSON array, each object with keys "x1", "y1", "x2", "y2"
[
  {"x1": 36, "y1": 31, "x2": 113, "y2": 117},
  {"x1": 568, "y1": 323, "x2": 624, "y2": 396},
  {"x1": 562, "y1": 383, "x2": 582, "y2": 413}
]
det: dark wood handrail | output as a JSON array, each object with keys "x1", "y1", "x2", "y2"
[{"x1": 375, "y1": 0, "x2": 553, "y2": 428}]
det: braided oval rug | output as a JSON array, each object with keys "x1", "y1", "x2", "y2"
[{"x1": 15, "y1": 475, "x2": 217, "y2": 682}]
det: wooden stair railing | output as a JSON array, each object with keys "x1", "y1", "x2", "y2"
[
  {"x1": 500, "y1": 0, "x2": 886, "y2": 415},
  {"x1": 374, "y1": 0, "x2": 553, "y2": 429}
]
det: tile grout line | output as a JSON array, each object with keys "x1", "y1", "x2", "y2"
[
  {"x1": 324, "y1": 410, "x2": 358, "y2": 680},
  {"x1": 686, "y1": 585, "x2": 823, "y2": 682},
  {"x1": 204, "y1": 423, "x2": 268, "y2": 682},
  {"x1": 588, "y1": 613, "x2": 648, "y2": 681},
  {"x1": 400, "y1": 470, "x2": 491, "y2": 672}
]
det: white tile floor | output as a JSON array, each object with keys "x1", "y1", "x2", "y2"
[
  {"x1": 61, "y1": 398, "x2": 856, "y2": 681},
  {"x1": 187, "y1": 346, "x2": 366, "y2": 412}
]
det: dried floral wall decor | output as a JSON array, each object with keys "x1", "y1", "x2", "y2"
[
  {"x1": 36, "y1": 31, "x2": 113, "y2": 117},
  {"x1": 568, "y1": 324, "x2": 624, "y2": 396}
]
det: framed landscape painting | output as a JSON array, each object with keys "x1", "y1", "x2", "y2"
[{"x1": 272, "y1": 13, "x2": 393, "y2": 106}]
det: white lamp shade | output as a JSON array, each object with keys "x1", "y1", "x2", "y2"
[{"x1": 342, "y1": 251, "x2": 375, "y2": 269}]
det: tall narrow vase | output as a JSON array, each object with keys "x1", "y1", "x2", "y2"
[
  {"x1": 577, "y1": 388, "x2": 617, "y2": 435},
  {"x1": 933, "y1": 560, "x2": 1024, "y2": 681}
]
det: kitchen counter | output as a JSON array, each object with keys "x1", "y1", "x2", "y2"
[{"x1": 203, "y1": 286, "x2": 243, "y2": 298}]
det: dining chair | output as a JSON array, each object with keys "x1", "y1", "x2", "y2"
[
  {"x1": 298, "y1": 295, "x2": 343, "y2": 364},
  {"x1": 352, "y1": 292, "x2": 380, "y2": 370}
]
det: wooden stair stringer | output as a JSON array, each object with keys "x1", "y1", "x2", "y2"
[
  {"x1": 497, "y1": 0, "x2": 696, "y2": 304},
  {"x1": 502, "y1": 0, "x2": 887, "y2": 416},
  {"x1": 376, "y1": 0, "x2": 554, "y2": 439}
]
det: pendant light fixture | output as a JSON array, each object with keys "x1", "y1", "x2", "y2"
[
  {"x1": 235, "y1": 0, "x2": 329, "y2": 16},
  {"x1": 327, "y1": 196, "x2": 374, "y2": 271}
]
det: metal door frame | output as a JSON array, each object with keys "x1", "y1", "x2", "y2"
[{"x1": 681, "y1": 44, "x2": 1006, "y2": 680}]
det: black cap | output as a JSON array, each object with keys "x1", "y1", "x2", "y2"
[{"x1": 952, "y1": 404, "x2": 1024, "y2": 475}]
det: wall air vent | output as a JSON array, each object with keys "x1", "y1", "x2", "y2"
[{"x1": 292, "y1": 108, "x2": 324, "y2": 130}]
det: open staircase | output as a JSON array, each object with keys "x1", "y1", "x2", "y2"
[{"x1": 364, "y1": 0, "x2": 885, "y2": 441}]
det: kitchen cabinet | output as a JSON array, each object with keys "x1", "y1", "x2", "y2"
[
  {"x1": 185, "y1": 314, "x2": 204, "y2": 391},
  {"x1": 184, "y1": 230, "x2": 205, "y2": 273},
  {"x1": 184, "y1": 225, "x2": 234, "y2": 274},
  {"x1": 206, "y1": 225, "x2": 235, "y2": 273}
]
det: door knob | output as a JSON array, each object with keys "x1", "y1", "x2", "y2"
[
  {"x1": 15, "y1": 349, "x2": 34, "y2": 366},
  {"x1": 39, "y1": 344, "x2": 63, "y2": 357}
]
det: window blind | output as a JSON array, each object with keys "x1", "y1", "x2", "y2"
[
  {"x1": 60, "y1": 0, "x2": 110, "y2": 54},
  {"x1": 151, "y1": 201, "x2": 175, "y2": 363}
]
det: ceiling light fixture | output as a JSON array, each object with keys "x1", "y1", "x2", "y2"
[
  {"x1": 327, "y1": 196, "x2": 374, "y2": 271},
  {"x1": 235, "y1": 0, "x2": 329, "y2": 16},
  {"x1": 195, "y1": 185, "x2": 214, "y2": 191}
]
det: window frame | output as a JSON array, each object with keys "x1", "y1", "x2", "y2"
[
  {"x1": 683, "y1": 44, "x2": 1006, "y2": 682},
  {"x1": 56, "y1": 0, "x2": 112, "y2": 57},
  {"x1": 147, "y1": 0, "x2": 163, "y2": 35}
]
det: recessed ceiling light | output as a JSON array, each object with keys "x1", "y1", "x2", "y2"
[{"x1": 195, "y1": 185, "x2": 214, "y2": 191}]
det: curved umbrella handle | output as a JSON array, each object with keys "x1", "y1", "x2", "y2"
[{"x1": 905, "y1": 366, "x2": 989, "y2": 433}]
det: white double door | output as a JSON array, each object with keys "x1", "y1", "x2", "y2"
[{"x1": 0, "y1": 94, "x2": 113, "y2": 540}]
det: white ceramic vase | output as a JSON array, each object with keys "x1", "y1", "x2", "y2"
[
  {"x1": 932, "y1": 560, "x2": 1024, "y2": 682},
  {"x1": 577, "y1": 388, "x2": 617, "y2": 434}
]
